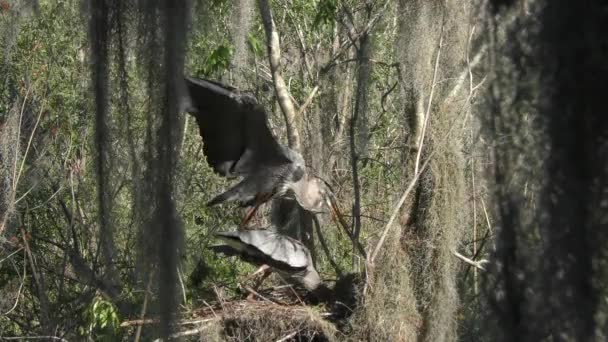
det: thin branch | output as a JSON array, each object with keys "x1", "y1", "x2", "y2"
[
  {"x1": 313, "y1": 216, "x2": 344, "y2": 277},
  {"x1": 368, "y1": 155, "x2": 433, "y2": 265},
  {"x1": 150, "y1": 319, "x2": 218, "y2": 341},
  {"x1": 369, "y1": 20, "x2": 446, "y2": 265},
  {"x1": 11, "y1": 83, "x2": 32, "y2": 191},
  {"x1": 0, "y1": 336, "x2": 68, "y2": 341},
  {"x1": 453, "y1": 250, "x2": 488, "y2": 271},
  {"x1": 446, "y1": 44, "x2": 487, "y2": 102},
  {"x1": 320, "y1": 0, "x2": 393, "y2": 75},
  {"x1": 122, "y1": 317, "x2": 215, "y2": 327},
  {"x1": 480, "y1": 197, "x2": 493, "y2": 233},
  {"x1": 14, "y1": 100, "x2": 46, "y2": 194},
  {"x1": 276, "y1": 331, "x2": 299, "y2": 342},
  {"x1": 177, "y1": 265, "x2": 188, "y2": 306},
  {"x1": 134, "y1": 269, "x2": 155, "y2": 342},
  {"x1": 0, "y1": 247, "x2": 24, "y2": 264},
  {"x1": 2, "y1": 249, "x2": 26, "y2": 315},
  {"x1": 296, "y1": 85, "x2": 319, "y2": 116},
  {"x1": 414, "y1": 22, "x2": 444, "y2": 175}
]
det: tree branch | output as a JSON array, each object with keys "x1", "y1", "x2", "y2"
[{"x1": 258, "y1": 0, "x2": 300, "y2": 150}]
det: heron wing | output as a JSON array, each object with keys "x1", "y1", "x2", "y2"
[
  {"x1": 184, "y1": 76, "x2": 290, "y2": 177},
  {"x1": 216, "y1": 230, "x2": 310, "y2": 269}
]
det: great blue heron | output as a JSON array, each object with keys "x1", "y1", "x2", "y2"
[
  {"x1": 182, "y1": 76, "x2": 342, "y2": 226},
  {"x1": 209, "y1": 229, "x2": 331, "y2": 296}
]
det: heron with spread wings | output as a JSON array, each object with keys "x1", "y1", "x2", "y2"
[{"x1": 182, "y1": 76, "x2": 342, "y2": 226}]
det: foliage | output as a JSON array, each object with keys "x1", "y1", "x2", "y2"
[{"x1": 83, "y1": 296, "x2": 121, "y2": 341}]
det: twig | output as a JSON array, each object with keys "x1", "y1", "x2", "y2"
[
  {"x1": 0, "y1": 336, "x2": 67, "y2": 341},
  {"x1": 2, "y1": 249, "x2": 27, "y2": 315},
  {"x1": 134, "y1": 269, "x2": 155, "y2": 342},
  {"x1": 150, "y1": 318, "x2": 218, "y2": 341},
  {"x1": 121, "y1": 318, "x2": 160, "y2": 327},
  {"x1": 320, "y1": 0, "x2": 393, "y2": 75},
  {"x1": 480, "y1": 197, "x2": 493, "y2": 233},
  {"x1": 11, "y1": 84, "x2": 32, "y2": 191},
  {"x1": 275, "y1": 331, "x2": 298, "y2": 342},
  {"x1": 122, "y1": 317, "x2": 216, "y2": 328},
  {"x1": 177, "y1": 265, "x2": 188, "y2": 306},
  {"x1": 446, "y1": 45, "x2": 486, "y2": 101},
  {"x1": 202, "y1": 300, "x2": 218, "y2": 319},
  {"x1": 0, "y1": 247, "x2": 24, "y2": 264},
  {"x1": 296, "y1": 85, "x2": 319, "y2": 116},
  {"x1": 242, "y1": 285, "x2": 274, "y2": 303},
  {"x1": 21, "y1": 227, "x2": 53, "y2": 333},
  {"x1": 368, "y1": 155, "x2": 433, "y2": 265},
  {"x1": 14, "y1": 100, "x2": 46, "y2": 195},
  {"x1": 414, "y1": 22, "x2": 444, "y2": 175},
  {"x1": 313, "y1": 216, "x2": 344, "y2": 277},
  {"x1": 453, "y1": 250, "x2": 488, "y2": 271}
]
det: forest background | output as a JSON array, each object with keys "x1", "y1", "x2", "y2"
[{"x1": 1, "y1": 0, "x2": 606, "y2": 341}]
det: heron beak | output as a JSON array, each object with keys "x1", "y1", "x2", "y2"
[
  {"x1": 326, "y1": 194, "x2": 348, "y2": 233},
  {"x1": 326, "y1": 194, "x2": 368, "y2": 258}
]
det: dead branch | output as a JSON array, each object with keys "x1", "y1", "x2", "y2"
[
  {"x1": 258, "y1": 0, "x2": 300, "y2": 150},
  {"x1": 276, "y1": 331, "x2": 299, "y2": 342},
  {"x1": 0, "y1": 336, "x2": 68, "y2": 341},
  {"x1": 134, "y1": 269, "x2": 155, "y2": 342},
  {"x1": 297, "y1": 85, "x2": 319, "y2": 116},
  {"x1": 414, "y1": 22, "x2": 444, "y2": 174},
  {"x1": 453, "y1": 250, "x2": 488, "y2": 271},
  {"x1": 368, "y1": 155, "x2": 434, "y2": 265},
  {"x1": 0, "y1": 247, "x2": 24, "y2": 264},
  {"x1": 2, "y1": 249, "x2": 26, "y2": 315},
  {"x1": 369, "y1": 21, "x2": 446, "y2": 266},
  {"x1": 122, "y1": 317, "x2": 216, "y2": 328}
]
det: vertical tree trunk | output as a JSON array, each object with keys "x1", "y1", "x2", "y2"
[
  {"x1": 486, "y1": 1, "x2": 608, "y2": 340},
  {"x1": 350, "y1": 30, "x2": 372, "y2": 265}
]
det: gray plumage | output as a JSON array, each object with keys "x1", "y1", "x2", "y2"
[
  {"x1": 182, "y1": 76, "x2": 332, "y2": 215},
  {"x1": 210, "y1": 229, "x2": 322, "y2": 291}
]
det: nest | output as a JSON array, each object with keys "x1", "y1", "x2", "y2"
[{"x1": 121, "y1": 285, "x2": 345, "y2": 341}]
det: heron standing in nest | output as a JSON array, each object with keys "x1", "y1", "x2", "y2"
[{"x1": 209, "y1": 228, "x2": 332, "y2": 300}]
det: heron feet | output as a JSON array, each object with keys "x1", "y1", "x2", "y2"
[{"x1": 240, "y1": 192, "x2": 275, "y2": 229}]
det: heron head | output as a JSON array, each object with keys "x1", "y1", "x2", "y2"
[{"x1": 301, "y1": 177, "x2": 333, "y2": 213}]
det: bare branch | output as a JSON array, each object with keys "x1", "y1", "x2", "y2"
[
  {"x1": 368, "y1": 155, "x2": 433, "y2": 265},
  {"x1": 258, "y1": 0, "x2": 300, "y2": 150},
  {"x1": 2, "y1": 250, "x2": 26, "y2": 315},
  {"x1": 453, "y1": 250, "x2": 488, "y2": 271},
  {"x1": 0, "y1": 336, "x2": 68, "y2": 341},
  {"x1": 297, "y1": 85, "x2": 319, "y2": 116}
]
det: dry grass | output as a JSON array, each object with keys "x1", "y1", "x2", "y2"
[{"x1": 350, "y1": 245, "x2": 420, "y2": 341}]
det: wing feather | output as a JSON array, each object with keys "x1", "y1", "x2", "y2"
[
  {"x1": 184, "y1": 77, "x2": 290, "y2": 177},
  {"x1": 216, "y1": 230, "x2": 310, "y2": 269}
]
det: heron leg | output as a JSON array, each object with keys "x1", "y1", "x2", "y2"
[
  {"x1": 240, "y1": 193, "x2": 273, "y2": 228},
  {"x1": 241, "y1": 203, "x2": 261, "y2": 228}
]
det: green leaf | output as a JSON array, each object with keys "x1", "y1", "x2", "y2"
[{"x1": 313, "y1": 0, "x2": 337, "y2": 30}]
